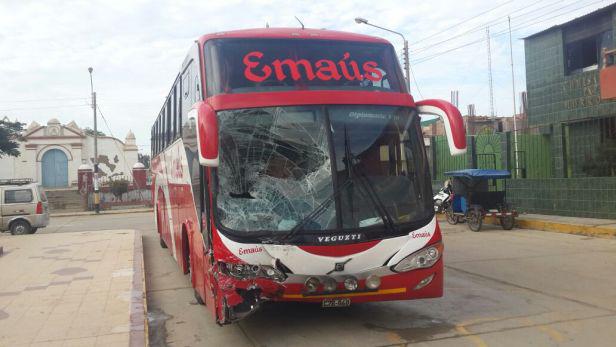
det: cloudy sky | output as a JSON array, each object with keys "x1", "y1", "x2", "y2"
[{"x1": 1, "y1": 0, "x2": 614, "y2": 154}]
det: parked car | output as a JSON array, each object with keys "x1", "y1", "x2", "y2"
[{"x1": 0, "y1": 179, "x2": 49, "y2": 235}]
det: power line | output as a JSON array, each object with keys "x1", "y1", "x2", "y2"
[
  {"x1": 0, "y1": 104, "x2": 90, "y2": 112},
  {"x1": 411, "y1": 0, "x2": 564, "y2": 54},
  {"x1": 411, "y1": 0, "x2": 609, "y2": 65},
  {"x1": 0, "y1": 96, "x2": 89, "y2": 103},
  {"x1": 411, "y1": 0, "x2": 514, "y2": 45},
  {"x1": 409, "y1": 63, "x2": 424, "y2": 99}
]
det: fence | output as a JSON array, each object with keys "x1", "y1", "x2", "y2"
[
  {"x1": 78, "y1": 170, "x2": 152, "y2": 211},
  {"x1": 429, "y1": 115, "x2": 616, "y2": 219}
]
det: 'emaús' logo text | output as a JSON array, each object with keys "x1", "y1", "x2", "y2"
[
  {"x1": 243, "y1": 51, "x2": 383, "y2": 83},
  {"x1": 238, "y1": 246, "x2": 263, "y2": 255}
]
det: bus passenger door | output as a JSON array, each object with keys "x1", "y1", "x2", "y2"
[{"x1": 200, "y1": 167, "x2": 217, "y2": 318}]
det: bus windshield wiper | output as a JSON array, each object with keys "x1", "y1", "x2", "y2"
[{"x1": 343, "y1": 126, "x2": 397, "y2": 234}]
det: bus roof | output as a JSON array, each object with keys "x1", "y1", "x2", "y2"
[{"x1": 197, "y1": 27, "x2": 390, "y2": 46}]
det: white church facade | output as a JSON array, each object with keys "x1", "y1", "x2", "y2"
[{"x1": 0, "y1": 118, "x2": 138, "y2": 187}]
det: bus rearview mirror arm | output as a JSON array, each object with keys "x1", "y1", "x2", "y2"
[
  {"x1": 193, "y1": 102, "x2": 220, "y2": 167},
  {"x1": 416, "y1": 99, "x2": 466, "y2": 156}
]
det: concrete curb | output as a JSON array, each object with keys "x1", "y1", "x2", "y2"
[
  {"x1": 129, "y1": 231, "x2": 148, "y2": 347},
  {"x1": 437, "y1": 214, "x2": 616, "y2": 238},
  {"x1": 50, "y1": 207, "x2": 153, "y2": 217}
]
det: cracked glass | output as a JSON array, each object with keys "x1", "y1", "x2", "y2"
[{"x1": 216, "y1": 105, "x2": 431, "y2": 235}]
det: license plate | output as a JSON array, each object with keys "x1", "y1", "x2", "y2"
[{"x1": 322, "y1": 298, "x2": 351, "y2": 307}]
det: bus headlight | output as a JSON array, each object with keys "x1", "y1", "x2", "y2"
[
  {"x1": 220, "y1": 262, "x2": 286, "y2": 282},
  {"x1": 392, "y1": 243, "x2": 443, "y2": 273}
]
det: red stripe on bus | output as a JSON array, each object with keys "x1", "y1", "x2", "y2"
[{"x1": 299, "y1": 240, "x2": 380, "y2": 257}]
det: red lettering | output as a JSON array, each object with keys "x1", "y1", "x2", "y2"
[
  {"x1": 243, "y1": 51, "x2": 272, "y2": 82},
  {"x1": 348, "y1": 60, "x2": 363, "y2": 80},
  {"x1": 242, "y1": 51, "x2": 383, "y2": 84},
  {"x1": 363, "y1": 61, "x2": 382, "y2": 81},
  {"x1": 272, "y1": 59, "x2": 316, "y2": 81},
  {"x1": 338, "y1": 52, "x2": 356, "y2": 80},
  {"x1": 315, "y1": 59, "x2": 341, "y2": 80}
]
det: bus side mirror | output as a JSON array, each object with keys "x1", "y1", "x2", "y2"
[
  {"x1": 416, "y1": 99, "x2": 466, "y2": 156},
  {"x1": 193, "y1": 102, "x2": 219, "y2": 167}
]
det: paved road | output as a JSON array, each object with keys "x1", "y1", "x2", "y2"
[{"x1": 22, "y1": 213, "x2": 616, "y2": 346}]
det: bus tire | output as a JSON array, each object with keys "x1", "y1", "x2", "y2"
[
  {"x1": 159, "y1": 236, "x2": 167, "y2": 248},
  {"x1": 194, "y1": 289, "x2": 205, "y2": 305}
]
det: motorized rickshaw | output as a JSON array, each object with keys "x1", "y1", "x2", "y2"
[{"x1": 443, "y1": 169, "x2": 517, "y2": 232}]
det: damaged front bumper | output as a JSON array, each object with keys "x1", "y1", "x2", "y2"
[{"x1": 213, "y1": 259, "x2": 443, "y2": 324}]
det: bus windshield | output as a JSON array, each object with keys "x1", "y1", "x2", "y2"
[
  {"x1": 215, "y1": 105, "x2": 432, "y2": 237},
  {"x1": 204, "y1": 38, "x2": 405, "y2": 95}
]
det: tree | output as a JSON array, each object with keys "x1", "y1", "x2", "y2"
[
  {"x1": 138, "y1": 153, "x2": 151, "y2": 169},
  {"x1": 84, "y1": 127, "x2": 106, "y2": 137},
  {"x1": 0, "y1": 118, "x2": 24, "y2": 158}
]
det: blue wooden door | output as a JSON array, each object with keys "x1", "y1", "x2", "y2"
[{"x1": 42, "y1": 149, "x2": 68, "y2": 187}]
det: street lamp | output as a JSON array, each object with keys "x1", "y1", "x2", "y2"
[
  {"x1": 88, "y1": 67, "x2": 100, "y2": 213},
  {"x1": 355, "y1": 17, "x2": 410, "y2": 92}
]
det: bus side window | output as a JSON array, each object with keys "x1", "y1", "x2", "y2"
[
  {"x1": 166, "y1": 99, "x2": 172, "y2": 144},
  {"x1": 173, "y1": 85, "x2": 178, "y2": 139},
  {"x1": 177, "y1": 83, "x2": 182, "y2": 137},
  {"x1": 200, "y1": 166, "x2": 211, "y2": 247}
]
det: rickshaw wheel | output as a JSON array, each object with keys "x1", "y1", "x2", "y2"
[
  {"x1": 501, "y1": 216, "x2": 515, "y2": 230},
  {"x1": 467, "y1": 208, "x2": 483, "y2": 232},
  {"x1": 445, "y1": 207, "x2": 458, "y2": 225}
]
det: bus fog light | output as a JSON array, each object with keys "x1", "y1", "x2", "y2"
[
  {"x1": 344, "y1": 277, "x2": 358, "y2": 291},
  {"x1": 323, "y1": 277, "x2": 337, "y2": 292},
  {"x1": 305, "y1": 277, "x2": 320, "y2": 293},
  {"x1": 413, "y1": 274, "x2": 435, "y2": 290},
  {"x1": 365, "y1": 275, "x2": 381, "y2": 290}
]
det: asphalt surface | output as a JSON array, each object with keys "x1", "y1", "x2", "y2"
[{"x1": 21, "y1": 212, "x2": 616, "y2": 346}]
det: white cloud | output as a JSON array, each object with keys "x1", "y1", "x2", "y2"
[{"x1": 1, "y1": 0, "x2": 613, "y2": 152}]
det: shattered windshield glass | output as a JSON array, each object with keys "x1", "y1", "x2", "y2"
[{"x1": 215, "y1": 105, "x2": 432, "y2": 234}]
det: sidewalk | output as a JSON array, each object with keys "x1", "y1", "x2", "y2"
[
  {"x1": 439, "y1": 213, "x2": 616, "y2": 238},
  {"x1": 503, "y1": 213, "x2": 616, "y2": 238},
  {"x1": 0, "y1": 230, "x2": 147, "y2": 346},
  {"x1": 51, "y1": 207, "x2": 153, "y2": 217}
]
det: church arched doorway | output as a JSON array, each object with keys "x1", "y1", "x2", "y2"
[{"x1": 41, "y1": 149, "x2": 68, "y2": 187}]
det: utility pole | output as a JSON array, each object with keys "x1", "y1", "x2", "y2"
[
  {"x1": 355, "y1": 17, "x2": 411, "y2": 92},
  {"x1": 487, "y1": 27, "x2": 496, "y2": 133},
  {"x1": 88, "y1": 67, "x2": 100, "y2": 213},
  {"x1": 508, "y1": 16, "x2": 520, "y2": 178}
]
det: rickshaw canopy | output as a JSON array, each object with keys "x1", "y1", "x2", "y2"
[{"x1": 444, "y1": 169, "x2": 512, "y2": 180}]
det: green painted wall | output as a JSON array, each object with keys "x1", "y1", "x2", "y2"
[
  {"x1": 506, "y1": 177, "x2": 616, "y2": 219},
  {"x1": 524, "y1": 8, "x2": 616, "y2": 128}
]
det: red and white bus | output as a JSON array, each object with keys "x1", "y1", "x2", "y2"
[{"x1": 151, "y1": 28, "x2": 466, "y2": 324}]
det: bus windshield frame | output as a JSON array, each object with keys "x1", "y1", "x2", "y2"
[{"x1": 212, "y1": 104, "x2": 434, "y2": 245}]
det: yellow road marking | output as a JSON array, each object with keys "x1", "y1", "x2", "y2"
[
  {"x1": 455, "y1": 325, "x2": 489, "y2": 347},
  {"x1": 538, "y1": 325, "x2": 565, "y2": 343},
  {"x1": 282, "y1": 287, "x2": 406, "y2": 299},
  {"x1": 385, "y1": 331, "x2": 405, "y2": 345},
  {"x1": 520, "y1": 317, "x2": 565, "y2": 343}
]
